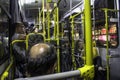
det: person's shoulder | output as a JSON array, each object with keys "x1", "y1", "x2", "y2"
[{"x1": 12, "y1": 33, "x2": 20, "y2": 41}]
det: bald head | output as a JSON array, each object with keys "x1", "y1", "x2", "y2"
[
  {"x1": 27, "y1": 43, "x2": 57, "y2": 76},
  {"x1": 30, "y1": 43, "x2": 51, "y2": 58}
]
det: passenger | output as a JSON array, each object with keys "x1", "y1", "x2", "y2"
[
  {"x1": 26, "y1": 23, "x2": 34, "y2": 33},
  {"x1": 27, "y1": 43, "x2": 57, "y2": 77},
  {"x1": 12, "y1": 23, "x2": 26, "y2": 41},
  {"x1": 34, "y1": 25, "x2": 39, "y2": 33},
  {"x1": 12, "y1": 23, "x2": 27, "y2": 78},
  {"x1": 93, "y1": 41, "x2": 106, "y2": 80}
]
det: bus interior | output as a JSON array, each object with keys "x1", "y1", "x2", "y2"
[{"x1": 0, "y1": 0, "x2": 120, "y2": 80}]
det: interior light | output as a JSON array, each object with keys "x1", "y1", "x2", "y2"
[
  {"x1": 25, "y1": 0, "x2": 35, "y2": 4},
  {"x1": 73, "y1": 8, "x2": 81, "y2": 13}
]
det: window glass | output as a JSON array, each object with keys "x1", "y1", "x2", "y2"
[
  {"x1": 93, "y1": 22, "x2": 118, "y2": 48},
  {"x1": 0, "y1": 0, "x2": 9, "y2": 64},
  {"x1": 93, "y1": 0, "x2": 119, "y2": 48}
]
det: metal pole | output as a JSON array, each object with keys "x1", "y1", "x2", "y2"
[
  {"x1": 49, "y1": 0, "x2": 62, "y2": 15},
  {"x1": 0, "y1": 40, "x2": 21, "y2": 80},
  {"x1": 15, "y1": 70, "x2": 80, "y2": 80},
  {"x1": 38, "y1": 8, "x2": 40, "y2": 30},
  {"x1": 53, "y1": 8, "x2": 56, "y2": 39},
  {"x1": 81, "y1": 13, "x2": 85, "y2": 64},
  {"x1": 46, "y1": 2, "x2": 50, "y2": 41},
  {"x1": 1, "y1": 57, "x2": 13, "y2": 80},
  {"x1": 71, "y1": 17, "x2": 76, "y2": 70},
  {"x1": 42, "y1": 0, "x2": 45, "y2": 39},
  {"x1": 56, "y1": 3, "x2": 60, "y2": 72},
  {"x1": 63, "y1": 1, "x2": 83, "y2": 17},
  {"x1": 104, "y1": 9, "x2": 110, "y2": 80},
  {"x1": 72, "y1": 12, "x2": 83, "y2": 18},
  {"x1": 84, "y1": 0, "x2": 93, "y2": 65}
]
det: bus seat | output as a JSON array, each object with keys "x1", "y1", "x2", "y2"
[
  {"x1": 26, "y1": 33, "x2": 44, "y2": 51},
  {"x1": 11, "y1": 40, "x2": 26, "y2": 78},
  {"x1": 12, "y1": 40, "x2": 26, "y2": 63}
]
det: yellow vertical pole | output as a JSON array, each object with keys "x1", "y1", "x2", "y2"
[
  {"x1": 42, "y1": 0, "x2": 46, "y2": 40},
  {"x1": 1, "y1": 42, "x2": 15, "y2": 80},
  {"x1": 71, "y1": 16, "x2": 76, "y2": 70},
  {"x1": 104, "y1": 9, "x2": 110, "y2": 80},
  {"x1": 84, "y1": 0, "x2": 93, "y2": 65},
  {"x1": 53, "y1": 14, "x2": 56, "y2": 39},
  {"x1": 81, "y1": 13, "x2": 86, "y2": 64},
  {"x1": 46, "y1": 3, "x2": 50, "y2": 41},
  {"x1": 56, "y1": 3, "x2": 60, "y2": 72},
  {"x1": 53, "y1": 4, "x2": 57, "y2": 39},
  {"x1": 38, "y1": 8, "x2": 41, "y2": 29}
]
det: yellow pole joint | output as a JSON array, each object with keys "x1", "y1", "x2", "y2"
[
  {"x1": 1, "y1": 72, "x2": 8, "y2": 80},
  {"x1": 78, "y1": 65, "x2": 94, "y2": 79}
]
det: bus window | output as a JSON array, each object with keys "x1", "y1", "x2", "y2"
[
  {"x1": 93, "y1": 22, "x2": 118, "y2": 48},
  {"x1": 93, "y1": 0, "x2": 119, "y2": 48},
  {"x1": 0, "y1": 1, "x2": 9, "y2": 64}
]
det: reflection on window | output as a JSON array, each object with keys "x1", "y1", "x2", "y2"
[{"x1": 92, "y1": 23, "x2": 118, "y2": 48}]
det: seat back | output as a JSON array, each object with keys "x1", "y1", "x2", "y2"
[
  {"x1": 26, "y1": 33, "x2": 44, "y2": 52},
  {"x1": 12, "y1": 40, "x2": 26, "y2": 63}
]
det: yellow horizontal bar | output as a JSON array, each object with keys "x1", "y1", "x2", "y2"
[
  {"x1": 102, "y1": 8, "x2": 119, "y2": 12},
  {"x1": 11, "y1": 40, "x2": 25, "y2": 45},
  {"x1": 26, "y1": 33, "x2": 45, "y2": 50},
  {"x1": 69, "y1": 12, "x2": 83, "y2": 19},
  {"x1": 73, "y1": 12, "x2": 83, "y2": 18}
]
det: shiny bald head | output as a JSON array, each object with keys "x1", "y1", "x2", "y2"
[
  {"x1": 27, "y1": 43, "x2": 57, "y2": 76},
  {"x1": 30, "y1": 43, "x2": 51, "y2": 58}
]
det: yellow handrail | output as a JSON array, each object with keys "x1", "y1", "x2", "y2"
[
  {"x1": 26, "y1": 33, "x2": 45, "y2": 50},
  {"x1": 1, "y1": 40, "x2": 25, "y2": 80}
]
